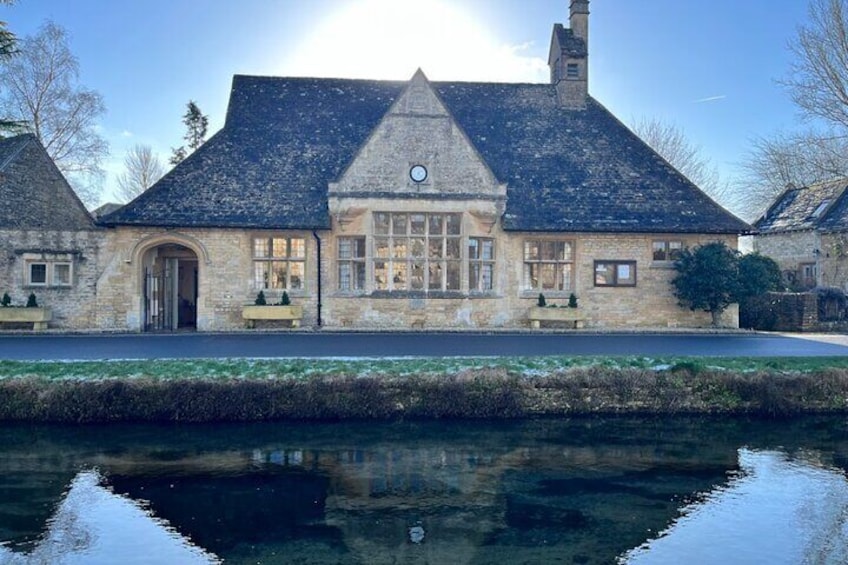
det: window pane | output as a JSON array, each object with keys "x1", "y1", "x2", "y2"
[
  {"x1": 393, "y1": 238, "x2": 408, "y2": 258},
  {"x1": 53, "y1": 263, "x2": 71, "y2": 285},
  {"x1": 271, "y1": 261, "x2": 288, "y2": 289},
  {"x1": 524, "y1": 241, "x2": 539, "y2": 261},
  {"x1": 374, "y1": 213, "x2": 390, "y2": 235},
  {"x1": 271, "y1": 238, "x2": 288, "y2": 258},
  {"x1": 446, "y1": 238, "x2": 461, "y2": 259},
  {"x1": 428, "y1": 262, "x2": 443, "y2": 290},
  {"x1": 339, "y1": 263, "x2": 351, "y2": 290},
  {"x1": 428, "y1": 214, "x2": 443, "y2": 235},
  {"x1": 255, "y1": 262, "x2": 270, "y2": 289},
  {"x1": 375, "y1": 238, "x2": 390, "y2": 259},
  {"x1": 338, "y1": 239, "x2": 353, "y2": 260},
  {"x1": 392, "y1": 263, "x2": 407, "y2": 289},
  {"x1": 541, "y1": 241, "x2": 558, "y2": 261},
  {"x1": 668, "y1": 241, "x2": 683, "y2": 261},
  {"x1": 354, "y1": 262, "x2": 366, "y2": 290},
  {"x1": 481, "y1": 239, "x2": 494, "y2": 260},
  {"x1": 446, "y1": 213, "x2": 461, "y2": 235},
  {"x1": 562, "y1": 242, "x2": 573, "y2": 259},
  {"x1": 290, "y1": 262, "x2": 304, "y2": 289},
  {"x1": 481, "y1": 263, "x2": 493, "y2": 291},
  {"x1": 468, "y1": 238, "x2": 480, "y2": 260},
  {"x1": 429, "y1": 239, "x2": 443, "y2": 259},
  {"x1": 446, "y1": 262, "x2": 461, "y2": 290},
  {"x1": 524, "y1": 263, "x2": 539, "y2": 289},
  {"x1": 411, "y1": 263, "x2": 425, "y2": 290},
  {"x1": 617, "y1": 263, "x2": 635, "y2": 285},
  {"x1": 410, "y1": 214, "x2": 426, "y2": 235},
  {"x1": 595, "y1": 263, "x2": 613, "y2": 286},
  {"x1": 30, "y1": 264, "x2": 47, "y2": 284},
  {"x1": 411, "y1": 238, "x2": 425, "y2": 258},
  {"x1": 354, "y1": 238, "x2": 366, "y2": 258},
  {"x1": 540, "y1": 263, "x2": 557, "y2": 289},
  {"x1": 562, "y1": 263, "x2": 573, "y2": 292},
  {"x1": 652, "y1": 241, "x2": 667, "y2": 261},
  {"x1": 392, "y1": 213, "x2": 407, "y2": 235},
  {"x1": 374, "y1": 261, "x2": 388, "y2": 290},
  {"x1": 470, "y1": 263, "x2": 480, "y2": 290},
  {"x1": 253, "y1": 238, "x2": 270, "y2": 258},
  {"x1": 290, "y1": 238, "x2": 305, "y2": 259}
]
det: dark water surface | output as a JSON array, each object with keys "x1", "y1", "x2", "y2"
[{"x1": 0, "y1": 417, "x2": 846, "y2": 564}]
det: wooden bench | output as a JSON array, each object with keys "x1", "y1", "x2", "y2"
[
  {"x1": 0, "y1": 307, "x2": 52, "y2": 331},
  {"x1": 242, "y1": 305, "x2": 303, "y2": 328},
  {"x1": 528, "y1": 306, "x2": 586, "y2": 329}
]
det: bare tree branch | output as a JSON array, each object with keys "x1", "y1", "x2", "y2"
[
  {"x1": 115, "y1": 144, "x2": 164, "y2": 202},
  {"x1": 0, "y1": 21, "x2": 108, "y2": 207}
]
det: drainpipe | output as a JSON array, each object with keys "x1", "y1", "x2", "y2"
[{"x1": 312, "y1": 230, "x2": 323, "y2": 327}]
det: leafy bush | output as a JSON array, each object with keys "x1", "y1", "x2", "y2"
[
  {"x1": 1, "y1": 293, "x2": 10, "y2": 307},
  {"x1": 814, "y1": 286, "x2": 846, "y2": 321},
  {"x1": 537, "y1": 293, "x2": 546, "y2": 307},
  {"x1": 280, "y1": 291, "x2": 291, "y2": 306},
  {"x1": 25, "y1": 293, "x2": 38, "y2": 308},
  {"x1": 568, "y1": 293, "x2": 578, "y2": 308},
  {"x1": 739, "y1": 294, "x2": 779, "y2": 330},
  {"x1": 254, "y1": 290, "x2": 266, "y2": 305},
  {"x1": 672, "y1": 242, "x2": 739, "y2": 326}
]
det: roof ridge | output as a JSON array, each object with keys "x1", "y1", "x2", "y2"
[{"x1": 0, "y1": 134, "x2": 35, "y2": 172}]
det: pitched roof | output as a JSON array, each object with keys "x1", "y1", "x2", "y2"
[
  {"x1": 0, "y1": 134, "x2": 94, "y2": 230},
  {"x1": 102, "y1": 75, "x2": 750, "y2": 235},
  {"x1": 755, "y1": 178, "x2": 848, "y2": 234},
  {"x1": 551, "y1": 23, "x2": 587, "y2": 58}
]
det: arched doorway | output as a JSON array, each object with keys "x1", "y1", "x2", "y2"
[{"x1": 141, "y1": 243, "x2": 198, "y2": 331}]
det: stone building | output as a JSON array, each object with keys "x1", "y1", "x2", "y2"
[
  {"x1": 0, "y1": 134, "x2": 103, "y2": 329},
  {"x1": 754, "y1": 178, "x2": 848, "y2": 291},
  {"x1": 4, "y1": 2, "x2": 750, "y2": 332}
]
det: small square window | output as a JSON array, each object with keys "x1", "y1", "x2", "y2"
[
  {"x1": 29, "y1": 263, "x2": 47, "y2": 285},
  {"x1": 594, "y1": 261, "x2": 637, "y2": 287},
  {"x1": 53, "y1": 263, "x2": 71, "y2": 286}
]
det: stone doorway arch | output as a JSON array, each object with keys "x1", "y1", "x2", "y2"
[{"x1": 140, "y1": 243, "x2": 199, "y2": 332}]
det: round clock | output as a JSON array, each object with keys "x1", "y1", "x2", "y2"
[{"x1": 410, "y1": 164, "x2": 428, "y2": 183}]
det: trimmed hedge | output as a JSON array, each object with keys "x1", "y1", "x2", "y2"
[{"x1": 1, "y1": 367, "x2": 847, "y2": 423}]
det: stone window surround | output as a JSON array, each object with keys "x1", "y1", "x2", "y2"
[
  {"x1": 521, "y1": 238, "x2": 575, "y2": 295},
  {"x1": 594, "y1": 260, "x2": 637, "y2": 287},
  {"x1": 20, "y1": 252, "x2": 75, "y2": 289},
  {"x1": 337, "y1": 236, "x2": 367, "y2": 292},
  {"x1": 251, "y1": 235, "x2": 307, "y2": 293},
  {"x1": 332, "y1": 211, "x2": 499, "y2": 297}
]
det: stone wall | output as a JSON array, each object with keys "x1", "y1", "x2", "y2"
[
  {"x1": 0, "y1": 228, "x2": 103, "y2": 329},
  {"x1": 755, "y1": 231, "x2": 848, "y2": 291}
]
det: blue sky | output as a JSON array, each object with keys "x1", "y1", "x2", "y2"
[{"x1": 3, "y1": 0, "x2": 812, "y2": 205}]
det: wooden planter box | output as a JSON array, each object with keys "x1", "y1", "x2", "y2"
[
  {"x1": 242, "y1": 305, "x2": 303, "y2": 328},
  {"x1": 528, "y1": 306, "x2": 586, "y2": 329},
  {"x1": 0, "y1": 307, "x2": 52, "y2": 330}
]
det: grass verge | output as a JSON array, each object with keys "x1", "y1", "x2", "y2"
[{"x1": 1, "y1": 356, "x2": 847, "y2": 422}]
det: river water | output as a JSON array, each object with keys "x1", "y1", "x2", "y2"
[{"x1": 0, "y1": 417, "x2": 846, "y2": 564}]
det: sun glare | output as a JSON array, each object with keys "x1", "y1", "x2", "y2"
[{"x1": 281, "y1": 0, "x2": 547, "y2": 83}]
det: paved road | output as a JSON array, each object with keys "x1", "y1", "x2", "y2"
[{"x1": 0, "y1": 332, "x2": 847, "y2": 361}]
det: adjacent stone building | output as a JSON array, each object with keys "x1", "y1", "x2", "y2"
[
  {"x1": 0, "y1": 134, "x2": 103, "y2": 329},
  {"x1": 754, "y1": 178, "x2": 848, "y2": 291},
  {"x1": 4, "y1": 2, "x2": 750, "y2": 332}
]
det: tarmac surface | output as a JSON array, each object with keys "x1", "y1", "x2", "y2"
[{"x1": 0, "y1": 331, "x2": 847, "y2": 361}]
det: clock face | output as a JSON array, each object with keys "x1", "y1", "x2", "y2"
[{"x1": 410, "y1": 164, "x2": 428, "y2": 183}]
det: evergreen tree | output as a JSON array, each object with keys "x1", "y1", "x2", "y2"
[
  {"x1": 169, "y1": 100, "x2": 208, "y2": 165},
  {"x1": 672, "y1": 242, "x2": 740, "y2": 327},
  {"x1": 737, "y1": 253, "x2": 783, "y2": 300}
]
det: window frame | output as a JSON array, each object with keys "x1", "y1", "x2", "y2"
[
  {"x1": 522, "y1": 239, "x2": 575, "y2": 294},
  {"x1": 372, "y1": 212, "x2": 462, "y2": 293},
  {"x1": 594, "y1": 260, "x2": 637, "y2": 287},
  {"x1": 468, "y1": 237, "x2": 496, "y2": 292},
  {"x1": 337, "y1": 236, "x2": 367, "y2": 292},
  {"x1": 652, "y1": 240, "x2": 684, "y2": 262},
  {"x1": 252, "y1": 236, "x2": 306, "y2": 291},
  {"x1": 25, "y1": 259, "x2": 73, "y2": 288}
]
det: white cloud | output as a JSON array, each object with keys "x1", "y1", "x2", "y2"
[{"x1": 693, "y1": 95, "x2": 727, "y2": 104}]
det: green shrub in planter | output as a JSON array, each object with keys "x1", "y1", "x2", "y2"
[
  {"x1": 537, "y1": 293, "x2": 546, "y2": 307},
  {"x1": 26, "y1": 293, "x2": 38, "y2": 308},
  {"x1": 254, "y1": 290, "x2": 267, "y2": 305},
  {"x1": 568, "y1": 293, "x2": 578, "y2": 308},
  {"x1": 280, "y1": 291, "x2": 291, "y2": 306},
  {"x1": 1, "y1": 293, "x2": 10, "y2": 307}
]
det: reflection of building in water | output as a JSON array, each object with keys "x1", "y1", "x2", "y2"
[{"x1": 0, "y1": 470, "x2": 218, "y2": 565}]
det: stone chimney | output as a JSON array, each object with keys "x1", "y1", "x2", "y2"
[{"x1": 549, "y1": 0, "x2": 589, "y2": 108}]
